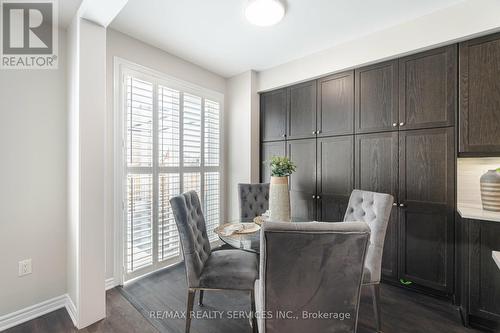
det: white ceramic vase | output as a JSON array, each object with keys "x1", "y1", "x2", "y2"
[{"x1": 269, "y1": 176, "x2": 291, "y2": 222}]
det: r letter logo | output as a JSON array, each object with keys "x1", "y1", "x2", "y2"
[{"x1": 1, "y1": 0, "x2": 58, "y2": 69}]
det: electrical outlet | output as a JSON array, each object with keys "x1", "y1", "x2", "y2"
[{"x1": 18, "y1": 259, "x2": 32, "y2": 277}]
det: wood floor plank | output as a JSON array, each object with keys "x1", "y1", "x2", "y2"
[{"x1": 3, "y1": 263, "x2": 483, "y2": 333}]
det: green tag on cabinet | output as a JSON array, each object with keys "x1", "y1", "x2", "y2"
[{"x1": 400, "y1": 279, "x2": 413, "y2": 285}]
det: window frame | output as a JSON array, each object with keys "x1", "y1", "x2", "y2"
[{"x1": 113, "y1": 58, "x2": 225, "y2": 283}]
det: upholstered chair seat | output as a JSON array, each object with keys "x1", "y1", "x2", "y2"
[
  {"x1": 344, "y1": 189, "x2": 394, "y2": 332},
  {"x1": 170, "y1": 191, "x2": 258, "y2": 333},
  {"x1": 238, "y1": 183, "x2": 270, "y2": 221},
  {"x1": 198, "y1": 249, "x2": 258, "y2": 290}
]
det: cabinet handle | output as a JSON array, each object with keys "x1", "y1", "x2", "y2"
[
  {"x1": 392, "y1": 123, "x2": 398, "y2": 127},
  {"x1": 399, "y1": 203, "x2": 406, "y2": 208},
  {"x1": 282, "y1": 134, "x2": 286, "y2": 138},
  {"x1": 316, "y1": 195, "x2": 321, "y2": 200},
  {"x1": 393, "y1": 202, "x2": 397, "y2": 206},
  {"x1": 312, "y1": 131, "x2": 316, "y2": 135},
  {"x1": 312, "y1": 195, "x2": 316, "y2": 199},
  {"x1": 317, "y1": 130, "x2": 321, "y2": 134},
  {"x1": 399, "y1": 122, "x2": 405, "y2": 126}
]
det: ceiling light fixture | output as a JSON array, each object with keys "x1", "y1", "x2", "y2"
[{"x1": 245, "y1": 0, "x2": 285, "y2": 27}]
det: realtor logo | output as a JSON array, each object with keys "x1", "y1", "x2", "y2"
[{"x1": 1, "y1": 0, "x2": 58, "y2": 69}]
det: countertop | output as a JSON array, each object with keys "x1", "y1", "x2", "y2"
[
  {"x1": 457, "y1": 204, "x2": 500, "y2": 223},
  {"x1": 493, "y1": 251, "x2": 500, "y2": 271}
]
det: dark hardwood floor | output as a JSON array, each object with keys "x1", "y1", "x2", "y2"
[
  {"x1": 3, "y1": 289, "x2": 157, "y2": 333},
  {"x1": 5, "y1": 264, "x2": 483, "y2": 333}
]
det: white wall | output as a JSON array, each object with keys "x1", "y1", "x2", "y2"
[
  {"x1": 67, "y1": 17, "x2": 107, "y2": 329},
  {"x1": 77, "y1": 18, "x2": 107, "y2": 329},
  {"x1": 104, "y1": 29, "x2": 226, "y2": 279},
  {"x1": 225, "y1": 71, "x2": 260, "y2": 220},
  {"x1": 67, "y1": 15, "x2": 79, "y2": 312},
  {"x1": 458, "y1": 158, "x2": 500, "y2": 207},
  {"x1": 0, "y1": 30, "x2": 67, "y2": 316},
  {"x1": 257, "y1": 0, "x2": 500, "y2": 91}
]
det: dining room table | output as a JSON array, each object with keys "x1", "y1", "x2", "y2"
[{"x1": 214, "y1": 217, "x2": 313, "y2": 253}]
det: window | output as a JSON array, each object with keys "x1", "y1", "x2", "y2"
[{"x1": 121, "y1": 66, "x2": 223, "y2": 280}]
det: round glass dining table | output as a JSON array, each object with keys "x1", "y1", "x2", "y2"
[{"x1": 215, "y1": 217, "x2": 312, "y2": 254}]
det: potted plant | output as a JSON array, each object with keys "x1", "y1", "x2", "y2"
[
  {"x1": 268, "y1": 156, "x2": 296, "y2": 222},
  {"x1": 480, "y1": 167, "x2": 500, "y2": 212}
]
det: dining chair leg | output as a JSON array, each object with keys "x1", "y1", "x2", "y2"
[
  {"x1": 371, "y1": 284, "x2": 382, "y2": 333},
  {"x1": 186, "y1": 289, "x2": 196, "y2": 333},
  {"x1": 250, "y1": 290, "x2": 258, "y2": 333},
  {"x1": 198, "y1": 290, "x2": 204, "y2": 306}
]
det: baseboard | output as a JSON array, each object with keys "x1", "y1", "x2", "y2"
[
  {"x1": 105, "y1": 277, "x2": 118, "y2": 290},
  {"x1": 1, "y1": 279, "x2": 117, "y2": 331},
  {"x1": 0, "y1": 294, "x2": 68, "y2": 331},
  {"x1": 65, "y1": 295, "x2": 78, "y2": 328}
]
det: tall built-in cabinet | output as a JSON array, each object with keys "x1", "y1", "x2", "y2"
[{"x1": 260, "y1": 45, "x2": 457, "y2": 297}]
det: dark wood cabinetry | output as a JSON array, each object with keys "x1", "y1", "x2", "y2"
[
  {"x1": 261, "y1": 89, "x2": 287, "y2": 142},
  {"x1": 398, "y1": 128, "x2": 455, "y2": 294},
  {"x1": 317, "y1": 71, "x2": 354, "y2": 137},
  {"x1": 459, "y1": 217, "x2": 500, "y2": 331},
  {"x1": 287, "y1": 139, "x2": 317, "y2": 220},
  {"x1": 353, "y1": 128, "x2": 455, "y2": 290},
  {"x1": 399, "y1": 46, "x2": 457, "y2": 130},
  {"x1": 256, "y1": 33, "x2": 500, "y2": 302},
  {"x1": 287, "y1": 81, "x2": 317, "y2": 140},
  {"x1": 317, "y1": 136, "x2": 354, "y2": 222},
  {"x1": 355, "y1": 132, "x2": 399, "y2": 281},
  {"x1": 260, "y1": 141, "x2": 286, "y2": 183},
  {"x1": 355, "y1": 60, "x2": 399, "y2": 134},
  {"x1": 459, "y1": 33, "x2": 500, "y2": 155}
]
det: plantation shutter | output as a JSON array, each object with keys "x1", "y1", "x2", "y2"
[{"x1": 124, "y1": 72, "x2": 222, "y2": 280}]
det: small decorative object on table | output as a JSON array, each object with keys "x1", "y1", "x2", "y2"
[
  {"x1": 480, "y1": 168, "x2": 500, "y2": 212},
  {"x1": 254, "y1": 210, "x2": 270, "y2": 225},
  {"x1": 267, "y1": 156, "x2": 296, "y2": 222}
]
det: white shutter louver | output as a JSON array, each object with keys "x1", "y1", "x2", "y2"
[
  {"x1": 183, "y1": 93, "x2": 202, "y2": 167},
  {"x1": 204, "y1": 99, "x2": 220, "y2": 167},
  {"x1": 158, "y1": 173, "x2": 180, "y2": 261},
  {"x1": 127, "y1": 77, "x2": 153, "y2": 167},
  {"x1": 127, "y1": 174, "x2": 153, "y2": 272},
  {"x1": 158, "y1": 86, "x2": 180, "y2": 167}
]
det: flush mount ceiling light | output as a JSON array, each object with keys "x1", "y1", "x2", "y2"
[{"x1": 245, "y1": 0, "x2": 285, "y2": 27}]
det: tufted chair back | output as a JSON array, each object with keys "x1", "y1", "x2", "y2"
[
  {"x1": 238, "y1": 183, "x2": 270, "y2": 221},
  {"x1": 170, "y1": 191, "x2": 212, "y2": 288},
  {"x1": 343, "y1": 189, "x2": 394, "y2": 284},
  {"x1": 256, "y1": 221, "x2": 371, "y2": 333}
]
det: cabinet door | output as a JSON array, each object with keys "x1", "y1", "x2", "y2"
[
  {"x1": 261, "y1": 89, "x2": 287, "y2": 142},
  {"x1": 459, "y1": 33, "x2": 500, "y2": 154},
  {"x1": 399, "y1": 127, "x2": 455, "y2": 294},
  {"x1": 399, "y1": 45, "x2": 457, "y2": 130},
  {"x1": 317, "y1": 71, "x2": 354, "y2": 137},
  {"x1": 355, "y1": 132, "x2": 399, "y2": 281},
  {"x1": 317, "y1": 136, "x2": 354, "y2": 222},
  {"x1": 468, "y1": 221, "x2": 500, "y2": 324},
  {"x1": 288, "y1": 139, "x2": 316, "y2": 220},
  {"x1": 355, "y1": 60, "x2": 399, "y2": 134},
  {"x1": 260, "y1": 141, "x2": 286, "y2": 183},
  {"x1": 287, "y1": 81, "x2": 317, "y2": 140}
]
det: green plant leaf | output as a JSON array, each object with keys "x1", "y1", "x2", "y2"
[{"x1": 269, "y1": 156, "x2": 296, "y2": 177}]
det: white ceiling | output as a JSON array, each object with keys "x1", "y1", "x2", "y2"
[
  {"x1": 59, "y1": 0, "x2": 82, "y2": 27},
  {"x1": 110, "y1": 0, "x2": 465, "y2": 78}
]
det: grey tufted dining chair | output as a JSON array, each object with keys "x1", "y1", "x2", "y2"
[
  {"x1": 238, "y1": 183, "x2": 270, "y2": 221},
  {"x1": 343, "y1": 189, "x2": 394, "y2": 333},
  {"x1": 170, "y1": 191, "x2": 259, "y2": 333},
  {"x1": 255, "y1": 221, "x2": 371, "y2": 333}
]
